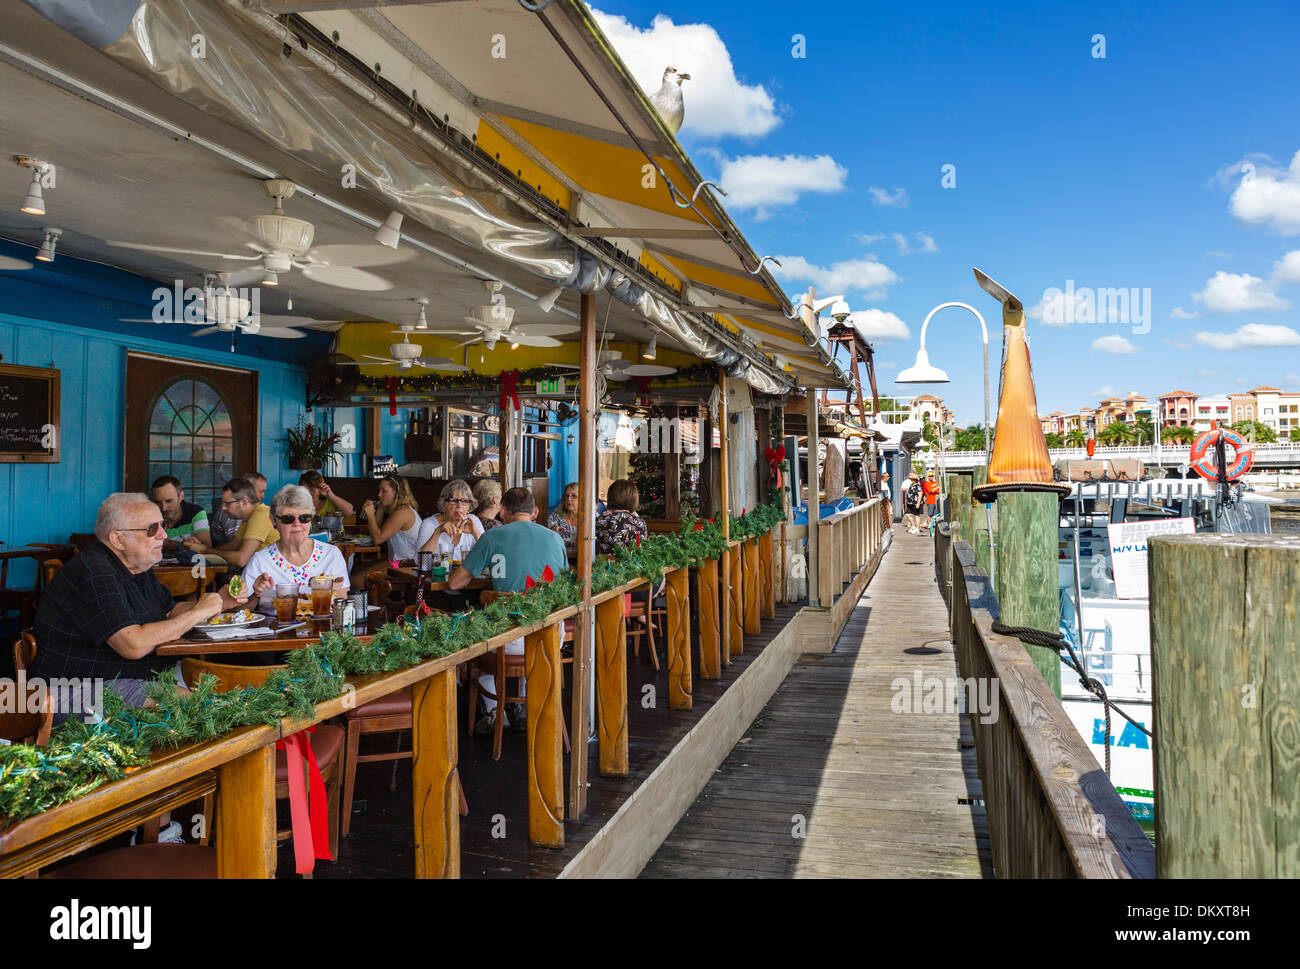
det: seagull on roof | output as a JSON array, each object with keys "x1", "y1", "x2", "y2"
[{"x1": 649, "y1": 66, "x2": 690, "y2": 134}]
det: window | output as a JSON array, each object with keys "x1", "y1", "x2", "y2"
[
  {"x1": 148, "y1": 377, "x2": 235, "y2": 511},
  {"x1": 1236, "y1": 407, "x2": 1243, "y2": 419},
  {"x1": 1264, "y1": 408, "x2": 1273, "y2": 416}
]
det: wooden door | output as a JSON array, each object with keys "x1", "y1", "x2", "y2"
[{"x1": 124, "y1": 353, "x2": 258, "y2": 511}]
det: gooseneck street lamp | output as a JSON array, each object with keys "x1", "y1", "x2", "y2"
[{"x1": 895, "y1": 301, "x2": 991, "y2": 458}]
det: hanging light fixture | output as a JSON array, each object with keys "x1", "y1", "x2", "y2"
[
  {"x1": 261, "y1": 268, "x2": 279, "y2": 286},
  {"x1": 643, "y1": 335, "x2": 657, "y2": 360},
  {"x1": 35, "y1": 228, "x2": 61, "y2": 263},
  {"x1": 414, "y1": 299, "x2": 429, "y2": 329},
  {"x1": 374, "y1": 210, "x2": 403, "y2": 249},
  {"x1": 15, "y1": 157, "x2": 52, "y2": 215},
  {"x1": 535, "y1": 285, "x2": 564, "y2": 313}
]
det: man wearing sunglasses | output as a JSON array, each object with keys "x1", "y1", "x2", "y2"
[
  {"x1": 182, "y1": 477, "x2": 279, "y2": 568},
  {"x1": 30, "y1": 493, "x2": 250, "y2": 721}
]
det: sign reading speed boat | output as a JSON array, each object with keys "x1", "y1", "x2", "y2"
[{"x1": 1106, "y1": 517, "x2": 1195, "y2": 599}]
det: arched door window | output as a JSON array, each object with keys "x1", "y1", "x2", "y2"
[{"x1": 148, "y1": 377, "x2": 235, "y2": 511}]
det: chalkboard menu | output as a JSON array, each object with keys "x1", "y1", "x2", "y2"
[{"x1": 0, "y1": 363, "x2": 60, "y2": 463}]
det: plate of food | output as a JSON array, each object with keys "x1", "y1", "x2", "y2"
[{"x1": 200, "y1": 608, "x2": 262, "y2": 628}]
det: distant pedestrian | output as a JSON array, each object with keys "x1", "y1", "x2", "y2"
[
  {"x1": 904, "y1": 471, "x2": 924, "y2": 533},
  {"x1": 879, "y1": 471, "x2": 892, "y2": 529},
  {"x1": 922, "y1": 471, "x2": 940, "y2": 528}
]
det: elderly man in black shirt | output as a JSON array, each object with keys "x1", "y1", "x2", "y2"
[{"x1": 31, "y1": 492, "x2": 249, "y2": 721}]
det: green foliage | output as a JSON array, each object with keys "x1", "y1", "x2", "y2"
[
  {"x1": 286, "y1": 421, "x2": 342, "y2": 469},
  {"x1": 1044, "y1": 432, "x2": 1063, "y2": 448},
  {"x1": 1065, "y1": 428, "x2": 1087, "y2": 447},
  {"x1": 1229, "y1": 420, "x2": 1277, "y2": 444},
  {"x1": 0, "y1": 500, "x2": 786, "y2": 822},
  {"x1": 953, "y1": 425, "x2": 988, "y2": 451},
  {"x1": 1163, "y1": 425, "x2": 1196, "y2": 445}
]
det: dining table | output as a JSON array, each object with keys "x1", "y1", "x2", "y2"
[
  {"x1": 156, "y1": 609, "x2": 385, "y2": 656},
  {"x1": 392, "y1": 566, "x2": 493, "y2": 592}
]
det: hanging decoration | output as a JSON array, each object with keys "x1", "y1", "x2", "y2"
[
  {"x1": 499, "y1": 369, "x2": 522, "y2": 412},
  {"x1": 765, "y1": 444, "x2": 787, "y2": 489},
  {"x1": 354, "y1": 364, "x2": 719, "y2": 395},
  {"x1": 383, "y1": 376, "x2": 400, "y2": 416}
]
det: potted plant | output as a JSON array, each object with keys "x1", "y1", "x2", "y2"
[{"x1": 286, "y1": 421, "x2": 342, "y2": 471}]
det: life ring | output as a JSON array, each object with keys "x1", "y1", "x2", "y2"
[{"x1": 1189, "y1": 428, "x2": 1253, "y2": 482}]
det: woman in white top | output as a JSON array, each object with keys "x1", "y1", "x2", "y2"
[
  {"x1": 245, "y1": 485, "x2": 349, "y2": 603},
  {"x1": 360, "y1": 474, "x2": 423, "y2": 566},
  {"x1": 417, "y1": 479, "x2": 484, "y2": 564}
]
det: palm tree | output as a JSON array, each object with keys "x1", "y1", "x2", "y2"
[
  {"x1": 1164, "y1": 425, "x2": 1196, "y2": 445},
  {"x1": 1065, "y1": 428, "x2": 1086, "y2": 448},
  {"x1": 1098, "y1": 422, "x2": 1135, "y2": 446},
  {"x1": 1133, "y1": 416, "x2": 1155, "y2": 445},
  {"x1": 1044, "y1": 432, "x2": 1063, "y2": 448}
]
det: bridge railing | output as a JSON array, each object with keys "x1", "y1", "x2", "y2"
[
  {"x1": 941, "y1": 443, "x2": 1299, "y2": 461},
  {"x1": 934, "y1": 526, "x2": 1156, "y2": 879}
]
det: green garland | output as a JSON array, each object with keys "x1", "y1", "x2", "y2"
[
  {"x1": 0, "y1": 502, "x2": 783, "y2": 823},
  {"x1": 356, "y1": 364, "x2": 719, "y2": 394}
]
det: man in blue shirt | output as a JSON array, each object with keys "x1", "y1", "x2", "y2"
[{"x1": 450, "y1": 486, "x2": 569, "y2": 732}]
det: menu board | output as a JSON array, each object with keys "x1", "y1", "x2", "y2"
[{"x1": 0, "y1": 363, "x2": 60, "y2": 463}]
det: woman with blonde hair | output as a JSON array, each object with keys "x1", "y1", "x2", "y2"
[
  {"x1": 473, "y1": 478, "x2": 503, "y2": 531},
  {"x1": 361, "y1": 474, "x2": 423, "y2": 566},
  {"x1": 548, "y1": 481, "x2": 580, "y2": 544}
]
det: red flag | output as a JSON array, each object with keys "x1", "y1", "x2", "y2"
[
  {"x1": 525, "y1": 574, "x2": 536, "y2": 590},
  {"x1": 541, "y1": 565, "x2": 555, "y2": 583}
]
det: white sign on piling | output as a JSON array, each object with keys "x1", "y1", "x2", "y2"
[{"x1": 1106, "y1": 517, "x2": 1196, "y2": 599}]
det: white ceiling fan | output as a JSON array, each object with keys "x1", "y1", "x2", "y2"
[
  {"x1": 107, "y1": 179, "x2": 413, "y2": 291},
  {"x1": 546, "y1": 347, "x2": 677, "y2": 380},
  {"x1": 335, "y1": 331, "x2": 466, "y2": 371},
  {"x1": 424, "y1": 280, "x2": 577, "y2": 349},
  {"x1": 119, "y1": 273, "x2": 346, "y2": 339}
]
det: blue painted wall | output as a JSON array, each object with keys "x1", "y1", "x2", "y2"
[{"x1": 0, "y1": 243, "x2": 322, "y2": 583}]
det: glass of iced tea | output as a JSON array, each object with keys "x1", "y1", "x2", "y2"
[
  {"x1": 274, "y1": 583, "x2": 297, "y2": 624},
  {"x1": 309, "y1": 575, "x2": 334, "y2": 616}
]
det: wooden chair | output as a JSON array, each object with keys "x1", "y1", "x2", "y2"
[
  {"x1": 14, "y1": 628, "x2": 37, "y2": 674},
  {"x1": 155, "y1": 568, "x2": 208, "y2": 600},
  {"x1": 0, "y1": 547, "x2": 64, "y2": 635},
  {"x1": 364, "y1": 569, "x2": 395, "y2": 622},
  {"x1": 0, "y1": 677, "x2": 52, "y2": 747},
  {"x1": 627, "y1": 590, "x2": 659, "y2": 670},
  {"x1": 467, "y1": 590, "x2": 571, "y2": 761},
  {"x1": 340, "y1": 604, "x2": 468, "y2": 835},
  {"x1": 181, "y1": 658, "x2": 344, "y2": 875}
]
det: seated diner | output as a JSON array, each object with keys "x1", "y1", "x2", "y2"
[
  {"x1": 299, "y1": 469, "x2": 356, "y2": 518},
  {"x1": 242, "y1": 484, "x2": 350, "y2": 605},
  {"x1": 182, "y1": 477, "x2": 279, "y2": 568},
  {"x1": 417, "y1": 479, "x2": 484, "y2": 562},
  {"x1": 29, "y1": 492, "x2": 249, "y2": 721},
  {"x1": 359, "y1": 474, "x2": 422, "y2": 571},
  {"x1": 473, "y1": 478, "x2": 503, "y2": 531},
  {"x1": 548, "y1": 481, "x2": 579, "y2": 544},
  {"x1": 150, "y1": 475, "x2": 211, "y2": 553},
  {"x1": 595, "y1": 478, "x2": 648, "y2": 554}
]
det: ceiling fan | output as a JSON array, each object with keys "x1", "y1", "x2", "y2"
[
  {"x1": 119, "y1": 273, "x2": 345, "y2": 339},
  {"x1": 335, "y1": 331, "x2": 467, "y2": 371},
  {"x1": 107, "y1": 179, "x2": 413, "y2": 291},
  {"x1": 546, "y1": 348, "x2": 677, "y2": 380},
  {"x1": 425, "y1": 280, "x2": 577, "y2": 349}
]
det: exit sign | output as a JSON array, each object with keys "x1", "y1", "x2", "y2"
[{"x1": 536, "y1": 376, "x2": 566, "y2": 395}]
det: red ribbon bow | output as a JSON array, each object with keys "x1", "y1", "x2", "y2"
[
  {"x1": 541, "y1": 565, "x2": 555, "y2": 583},
  {"x1": 632, "y1": 375, "x2": 653, "y2": 405},
  {"x1": 275, "y1": 726, "x2": 334, "y2": 875},
  {"x1": 765, "y1": 444, "x2": 786, "y2": 487},
  {"x1": 525, "y1": 574, "x2": 536, "y2": 590},
  {"x1": 499, "y1": 369, "x2": 522, "y2": 412},
  {"x1": 384, "y1": 376, "x2": 400, "y2": 416}
]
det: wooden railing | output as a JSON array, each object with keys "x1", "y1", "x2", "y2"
[
  {"x1": 934, "y1": 526, "x2": 1155, "y2": 878},
  {"x1": 816, "y1": 496, "x2": 884, "y2": 606},
  {"x1": 1, "y1": 541, "x2": 784, "y2": 879}
]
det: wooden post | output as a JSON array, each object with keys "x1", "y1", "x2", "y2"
[
  {"x1": 570, "y1": 292, "x2": 598, "y2": 818},
  {"x1": 594, "y1": 594, "x2": 628, "y2": 776},
  {"x1": 727, "y1": 543, "x2": 744, "y2": 656},
  {"x1": 526, "y1": 621, "x2": 565, "y2": 847},
  {"x1": 993, "y1": 492, "x2": 1062, "y2": 697},
  {"x1": 718, "y1": 367, "x2": 732, "y2": 663},
  {"x1": 947, "y1": 474, "x2": 972, "y2": 540},
  {"x1": 411, "y1": 669, "x2": 459, "y2": 878},
  {"x1": 665, "y1": 568, "x2": 693, "y2": 708},
  {"x1": 742, "y1": 539, "x2": 761, "y2": 636},
  {"x1": 697, "y1": 559, "x2": 722, "y2": 679},
  {"x1": 664, "y1": 403, "x2": 681, "y2": 519},
  {"x1": 499, "y1": 401, "x2": 512, "y2": 492},
  {"x1": 758, "y1": 531, "x2": 775, "y2": 618},
  {"x1": 216, "y1": 746, "x2": 276, "y2": 878},
  {"x1": 817, "y1": 519, "x2": 836, "y2": 606},
  {"x1": 1150, "y1": 534, "x2": 1300, "y2": 877},
  {"x1": 806, "y1": 382, "x2": 821, "y2": 606}
]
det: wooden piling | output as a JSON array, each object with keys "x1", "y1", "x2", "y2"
[
  {"x1": 1150, "y1": 534, "x2": 1300, "y2": 878},
  {"x1": 993, "y1": 491, "x2": 1062, "y2": 698}
]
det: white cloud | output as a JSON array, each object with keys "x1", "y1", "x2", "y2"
[
  {"x1": 892, "y1": 231, "x2": 939, "y2": 255},
  {"x1": 1205, "y1": 250, "x2": 1235, "y2": 261},
  {"x1": 1192, "y1": 323, "x2": 1300, "y2": 350},
  {"x1": 1273, "y1": 250, "x2": 1300, "y2": 284},
  {"x1": 844, "y1": 309, "x2": 910, "y2": 341},
  {"x1": 853, "y1": 232, "x2": 885, "y2": 245},
  {"x1": 714, "y1": 153, "x2": 847, "y2": 218},
  {"x1": 1224, "y1": 150, "x2": 1300, "y2": 235},
  {"x1": 1196, "y1": 367, "x2": 1217, "y2": 377},
  {"x1": 1192, "y1": 271, "x2": 1290, "y2": 313},
  {"x1": 592, "y1": 10, "x2": 780, "y2": 139},
  {"x1": 1171, "y1": 306, "x2": 1199, "y2": 319},
  {"x1": 1092, "y1": 335, "x2": 1140, "y2": 354},
  {"x1": 1029, "y1": 288, "x2": 1091, "y2": 327},
  {"x1": 1092, "y1": 385, "x2": 1116, "y2": 398},
  {"x1": 1285, "y1": 372, "x2": 1300, "y2": 384},
  {"x1": 773, "y1": 255, "x2": 899, "y2": 300},
  {"x1": 867, "y1": 186, "x2": 909, "y2": 207}
]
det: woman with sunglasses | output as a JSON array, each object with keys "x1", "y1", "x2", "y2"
[
  {"x1": 243, "y1": 485, "x2": 349, "y2": 604},
  {"x1": 416, "y1": 479, "x2": 484, "y2": 563},
  {"x1": 360, "y1": 474, "x2": 423, "y2": 567}
]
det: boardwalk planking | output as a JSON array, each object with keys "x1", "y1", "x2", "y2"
[{"x1": 642, "y1": 530, "x2": 992, "y2": 879}]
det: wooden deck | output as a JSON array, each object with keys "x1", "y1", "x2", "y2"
[{"x1": 642, "y1": 529, "x2": 993, "y2": 878}]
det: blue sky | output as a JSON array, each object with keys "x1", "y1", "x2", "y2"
[{"x1": 591, "y1": 0, "x2": 1300, "y2": 424}]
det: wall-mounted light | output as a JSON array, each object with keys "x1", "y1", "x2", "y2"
[
  {"x1": 536, "y1": 286, "x2": 564, "y2": 313},
  {"x1": 374, "y1": 210, "x2": 403, "y2": 249},
  {"x1": 35, "y1": 228, "x2": 61, "y2": 263},
  {"x1": 643, "y1": 335, "x2": 657, "y2": 360},
  {"x1": 15, "y1": 157, "x2": 53, "y2": 215}
]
